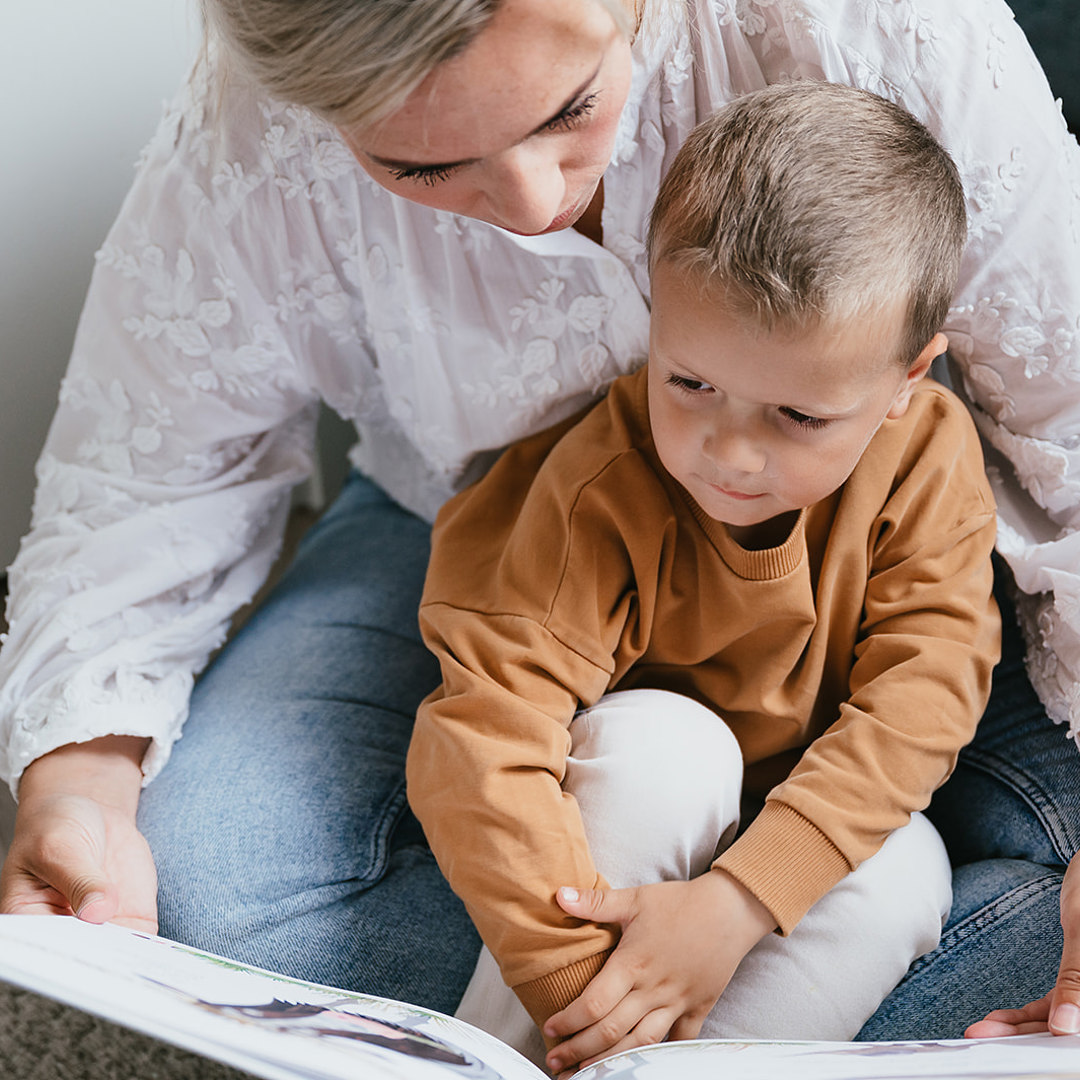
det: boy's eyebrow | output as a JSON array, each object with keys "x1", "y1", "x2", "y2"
[{"x1": 364, "y1": 67, "x2": 602, "y2": 173}]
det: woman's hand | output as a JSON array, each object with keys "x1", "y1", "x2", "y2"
[
  {"x1": 543, "y1": 871, "x2": 776, "y2": 1076},
  {"x1": 0, "y1": 736, "x2": 157, "y2": 932},
  {"x1": 966, "y1": 850, "x2": 1080, "y2": 1038}
]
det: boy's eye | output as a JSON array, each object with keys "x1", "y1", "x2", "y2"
[
  {"x1": 666, "y1": 373, "x2": 714, "y2": 394},
  {"x1": 780, "y1": 407, "x2": 830, "y2": 430}
]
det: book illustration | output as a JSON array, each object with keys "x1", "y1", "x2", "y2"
[
  {"x1": 143, "y1": 980, "x2": 501, "y2": 1076},
  {"x1": 3, "y1": 916, "x2": 1080, "y2": 1079},
  {"x1": 0, "y1": 917, "x2": 535, "y2": 1080}
]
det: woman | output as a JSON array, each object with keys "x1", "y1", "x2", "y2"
[{"x1": 1, "y1": 0, "x2": 1079, "y2": 1052}]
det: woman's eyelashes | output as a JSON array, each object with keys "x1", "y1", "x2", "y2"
[
  {"x1": 387, "y1": 163, "x2": 458, "y2": 186},
  {"x1": 543, "y1": 91, "x2": 600, "y2": 132},
  {"x1": 387, "y1": 93, "x2": 600, "y2": 186}
]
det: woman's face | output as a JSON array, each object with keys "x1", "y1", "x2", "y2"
[{"x1": 339, "y1": 0, "x2": 634, "y2": 236}]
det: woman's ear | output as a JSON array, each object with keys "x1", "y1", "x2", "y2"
[{"x1": 886, "y1": 332, "x2": 947, "y2": 419}]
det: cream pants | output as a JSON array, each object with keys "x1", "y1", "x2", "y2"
[{"x1": 454, "y1": 689, "x2": 951, "y2": 1066}]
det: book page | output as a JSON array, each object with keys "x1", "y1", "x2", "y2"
[
  {"x1": 0, "y1": 916, "x2": 541, "y2": 1080},
  {"x1": 577, "y1": 1032, "x2": 1080, "y2": 1079}
]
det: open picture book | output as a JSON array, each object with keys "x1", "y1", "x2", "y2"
[{"x1": 1, "y1": 915, "x2": 1078, "y2": 1079}]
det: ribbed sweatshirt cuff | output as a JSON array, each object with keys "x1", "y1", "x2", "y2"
[
  {"x1": 514, "y1": 950, "x2": 612, "y2": 1037},
  {"x1": 713, "y1": 801, "x2": 851, "y2": 934}
]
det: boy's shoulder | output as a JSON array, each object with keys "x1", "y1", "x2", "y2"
[
  {"x1": 881, "y1": 376, "x2": 983, "y2": 457},
  {"x1": 851, "y1": 376, "x2": 995, "y2": 515},
  {"x1": 433, "y1": 367, "x2": 669, "y2": 543},
  {"x1": 482, "y1": 367, "x2": 663, "y2": 505}
]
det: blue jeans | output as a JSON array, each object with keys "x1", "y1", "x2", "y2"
[
  {"x1": 858, "y1": 555, "x2": 1080, "y2": 1038},
  {"x1": 140, "y1": 474, "x2": 1079, "y2": 1032},
  {"x1": 137, "y1": 472, "x2": 480, "y2": 1014}
]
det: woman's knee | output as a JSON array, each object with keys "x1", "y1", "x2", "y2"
[{"x1": 566, "y1": 689, "x2": 742, "y2": 887}]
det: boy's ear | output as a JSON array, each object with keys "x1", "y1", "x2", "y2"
[{"x1": 886, "y1": 332, "x2": 947, "y2": 420}]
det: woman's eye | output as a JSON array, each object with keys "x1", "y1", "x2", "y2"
[
  {"x1": 388, "y1": 164, "x2": 458, "y2": 187},
  {"x1": 385, "y1": 92, "x2": 599, "y2": 186},
  {"x1": 544, "y1": 92, "x2": 600, "y2": 133},
  {"x1": 780, "y1": 407, "x2": 829, "y2": 430},
  {"x1": 666, "y1": 373, "x2": 713, "y2": 394}
]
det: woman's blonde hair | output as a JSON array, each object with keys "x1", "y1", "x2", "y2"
[
  {"x1": 200, "y1": 0, "x2": 634, "y2": 130},
  {"x1": 648, "y1": 81, "x2": 968, "y2": 366}
]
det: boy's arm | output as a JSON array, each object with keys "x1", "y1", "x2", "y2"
[
  {"x1": 407, "y1": 414, "x2": 674, "y2": 1029},
  {"x1": 717, "y1": 388, "x2": 1001, "y2": 933},
  {"x1": 408, "y1": 605, "x2": 619, "y2": 1012}
]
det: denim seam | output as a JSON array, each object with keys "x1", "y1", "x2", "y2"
[
  {"x1": 905, "y1": 870, "x2": 1061, "y2": 977},
  {"x1": 355, "y1": 781, "x2": 411, "y2": 889},
  {"x1": 958, "y1": 749, "x2": 1076, "y2": 864}
]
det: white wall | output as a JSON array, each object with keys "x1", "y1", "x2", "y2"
[{"x1": 0, "y1": 1, "x2": 200, "y2": 571}]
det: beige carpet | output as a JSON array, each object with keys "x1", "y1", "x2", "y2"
[{"x1": 0, "y1": 979, "x2": 259, "y2": 1079}]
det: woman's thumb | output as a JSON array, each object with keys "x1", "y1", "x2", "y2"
[
  {"x1": 1050, "y1": 856, "x2": 1080, "y2": 1034},
  {"x1": 74, "y1": 888, "x2": 117, "y2": 924},
  {"x1": 1049, "y1": 942, "x2": 1080, "y2": 1033}
]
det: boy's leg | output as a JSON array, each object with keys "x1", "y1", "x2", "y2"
[
  {"x1": 858, "y1": 556, "x2": 1079, "y2": 1038},
  {"x1": 136, "y1": 472, "x2": 481, "y2": 1014},
  {"x1": 562, "y1": 689, "x2": 743, "y2": 885},
  {"x1": 702, "y1": 811, "x2": 951, "y2": 1041},
  {"x1": 565, "y1": 694, "x2": 950, "y2": 1043},
  {"x1": 454, "y1": 688, "x2": 743, "y2": 1064}
]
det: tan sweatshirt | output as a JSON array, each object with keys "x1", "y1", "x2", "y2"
[{"x1": 407, "y1": 367, "x2": 999, "y2": 1027}]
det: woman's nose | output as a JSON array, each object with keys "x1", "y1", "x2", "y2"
[{"x1": 480, "y1": 144, "x2": 566, "y2": 234}]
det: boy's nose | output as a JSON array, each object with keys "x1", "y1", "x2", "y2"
[{"x1": 704, "y1": 426, "x2": 767, "y2": 476}]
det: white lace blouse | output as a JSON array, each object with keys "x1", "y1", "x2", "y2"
[{"x1": 3, "y1": 0, "x2": 1080, "y2": 791}]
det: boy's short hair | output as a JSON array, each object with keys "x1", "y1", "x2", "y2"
[{"x1": 647, "y1": 81, "x2": 967, "y2": 366}]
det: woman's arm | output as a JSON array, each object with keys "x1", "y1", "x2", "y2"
[
  {"x1": 0, "y1": 64, "x2": 324, "y2": 798},
  {"x1": 0, "y1": 736, "x2": 157, "y2": 930}
]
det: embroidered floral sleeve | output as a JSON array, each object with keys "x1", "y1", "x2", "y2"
[
  {"x1": 698, "y1": 0, "x2": 1080, "y2": 742},
  {"x1": 0, "y1": 74, "x2": 322, "y2": 790}
]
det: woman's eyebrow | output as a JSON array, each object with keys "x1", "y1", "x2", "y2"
[{"x1": 364, "y1": 65, "x2": 603, "y2": 173}]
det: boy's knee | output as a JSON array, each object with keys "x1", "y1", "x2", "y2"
[
  {"x1": 571, "y1": 687, "x2": 740, "y2": 770},
  {"x1": 566, "y1": 689, "x2": 743, "y2": 886}
]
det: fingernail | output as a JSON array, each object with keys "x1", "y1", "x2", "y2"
[
  {"x1": 1052, "y1": 1003, "x2": 1080, "y2": 1034},
  {"x1": 560, "y1": 887, "x2": 579, "y2": 902}
]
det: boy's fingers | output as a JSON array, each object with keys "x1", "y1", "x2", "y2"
[
  {"x1": 668, "y1": 1010, "x2": 708, "y2": 1043},
  {"x1": 547, "y1": 997, "x2": 674, "y2": 1074},
  {"x1": 545, "y1": 963, "x2": 635, "y2": 1039},
  {"x1": 556, "y1": 885, "x2": 636, "y2": 926}
]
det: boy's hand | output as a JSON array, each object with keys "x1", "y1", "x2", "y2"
[{"x1": 543, "y1": 870, "x2": 776, "y2": 1076}]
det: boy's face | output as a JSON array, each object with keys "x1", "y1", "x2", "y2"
[{"x1": 647, "y1": 263, "x2": 941, "y2": 536}]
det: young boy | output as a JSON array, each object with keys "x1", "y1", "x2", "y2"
[{"x1": 406, "y1": 82, "x2": 1000, "y2": 1073}]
